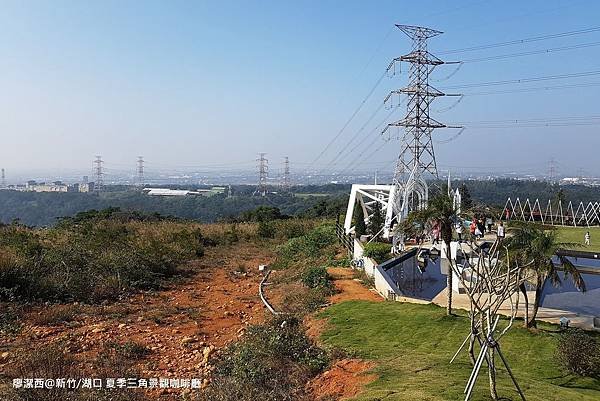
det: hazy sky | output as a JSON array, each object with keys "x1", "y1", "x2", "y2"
[{"x1": 1, "y1": 0, "x2": 599, "y2": 179}]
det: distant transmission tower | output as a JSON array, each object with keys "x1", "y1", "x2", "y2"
[
  {"x1": 547, "y1": 158, "x2": 558, "y2": 183},
  {"x1": 137, "y1": 156, "x2": 145, "y2": 187},
  {"x1": 1, "y1": 168, "x2": 5, "y2": 188},
  {"x1": 93, "y1": 155, "x2": 104, "y2": 192},
  {"x1": 281, "y1": 156, "x2": 291, "y2": 190},
  {"x1": 383, "y1": 24, "x2": 461, "y2": 235},
  {"x1": 254, "y1": 153, "x2": 268, "y2": 196}
]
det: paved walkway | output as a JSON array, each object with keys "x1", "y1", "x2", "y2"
[
  {"x1": 400, "y1": 233, "x2": 598, "y2": 330},
  {"x1": 432, "y1": 289, "x2": 598, "y2": 331}
]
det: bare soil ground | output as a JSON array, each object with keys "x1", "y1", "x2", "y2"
[
  {"x1": 327, "y1": 267, "x2": 383, "y2": 304},
  {"x1": 1, "y1": 242, "x2": 381, "y2": 401},
  {"x1": 305, "y1": 266, "x2": 382, "y2": 401},
  {"x1": 0, "y1": 243, "x2": 274, "y2": 399}
]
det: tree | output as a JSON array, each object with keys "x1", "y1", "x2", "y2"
[
  {"x1": 555, "y1": 187, "x2": 566, "y2": 205},
  {"x1": 354, "y1": 203, "x2": 366, "y2": 238},
  {"x1": 409, "y1": 193, "x2": 458, "y2": 315},
  {"x1": 506, "y1": 222, "x2": 586, "y2": 328},
  {"x1": 367, "y1": 202, "x2": 384, "y2": 240},
  {"x1": 459, "y1": 183, "x2": 473, "y2": 210}
]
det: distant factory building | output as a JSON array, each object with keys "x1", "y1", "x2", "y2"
[{"x1": 143, "y1": 187, "x2": 225, "y2": 197}]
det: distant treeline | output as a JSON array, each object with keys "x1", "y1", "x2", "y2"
[
  {"x1": 1, "y1": 180, "x2": 599, "y2": 226},
  {"x1": 447, "y1": 179, "x2": 600, "y2": 207},
  {"x1": 0, "y1": 187, "x2": 347, "y2": 227}
]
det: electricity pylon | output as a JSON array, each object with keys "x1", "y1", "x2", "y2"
[
  {"x1": 137, "y1": 156, "x2": 145, "y2": 187},
  {"x1": 93, "y1": 156, "x2": 104, "y2": 192},
  {"x1": 281, "y1": 156, "x2": 290, "y2": 190},
  {"x1": 254, "y1": 153, "x2": 268, "y2": 196},
  {"x1": 383, "y1": 24, "x2": 462, "y2": 235}
]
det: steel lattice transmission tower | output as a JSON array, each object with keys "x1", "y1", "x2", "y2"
[
  {"x1": 281, "y1": 156, "x2": 291, "y2": 190},
  {"x1": 383, "y1": 24, "x2": 461, "y2": 235},
  {"x1": 137, "y1": 156, "x2": 145, "y2": 187},
  {"x1": 93, "y1": 155, "x2": 104, "y2": 192},
  {"x1": 254, "y1": 153, "x2": 268, "y2": 196},
  {"x1": 547, "y1": 158, "x2": 558, "y2": 183}
]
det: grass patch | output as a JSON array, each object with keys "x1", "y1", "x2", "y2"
[
  {"x1": 553, "y1": 226, "x2": 600, "y2": 252},
  {"x1": 319, "y1": 300, "x2": 600, "y2": 401}
]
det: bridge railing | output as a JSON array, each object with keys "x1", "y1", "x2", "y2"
[{"x1": 335, "y1": 222, "x2": 354, "y2": 256}]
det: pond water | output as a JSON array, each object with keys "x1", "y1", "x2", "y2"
[
  {"x1": 383, "y1": 254, "x2": 600, "y2": 316},
  {"x1": 382, "y1": 255, "x2": 447, "y2": 301},
  {"x1": 540, "y1": 256, "x2": 600, "y2": 317}
]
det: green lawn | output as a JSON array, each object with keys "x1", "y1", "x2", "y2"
[
  {"x1": 319, "y1": 301, "x2": 600, "y2": 401},
  {"x1": 554, "y1": 226, "x2": 600, "y2": 252}
]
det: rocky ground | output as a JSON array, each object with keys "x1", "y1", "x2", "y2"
[
  {"x1": 0, "y1": 243, "x2": 273, "y2": 399},
  {"x1": 1, "y1": 246, "x2": 380, "y2": 400}
]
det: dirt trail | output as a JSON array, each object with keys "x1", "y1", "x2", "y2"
[
  {"x1": 328, "y1": 267, "x2": 384, "y2": 303},
  {"x1": 0, "y1": 244, "x2": 273, "y2": 398},
  {"x1": 306, "y1": 266, "x2": 382, "y2": 401}
]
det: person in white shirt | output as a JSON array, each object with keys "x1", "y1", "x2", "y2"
[
  {"x1": 585, "y1": 231, "x2": 590, "y2": 246},
  {"x1": 455, "y1": 222, "x2": 463, "y2": 242},
  {"x1": 497, "y1": 221, "x2": 505, "y2": 242}
]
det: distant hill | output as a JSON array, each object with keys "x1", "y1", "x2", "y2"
[{"x1": 0, "y1": 187, "x2": 346, "y2": 227}]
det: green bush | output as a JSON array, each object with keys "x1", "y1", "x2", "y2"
[
  {"x1": 273, "y1": 219, "x2": 314, "y2": 240},
  {"x1": 556, "y1": 329, "x2": 600, "y2": 378},
  {"x1": 303, "y1": 225, "x2": 337, "y2": 257},
  {"x1": 257, "y1": 220, "x2": 275, "y2": 238},
  {"x1": 201, "y1": 316, "x2": 328, "y2": 401},
  {"x1": 240, "y1": 206, "x2": 287, "y2": 222},
  {"x1": 273, "y1": 223, "x2": 338, "y2": 269},
  {"x1": 301, "y1": 266, "x2": 332, "y2": 290},
  {"x1": 0, "y1": 211, "x2": 204, "y2": 303},
  {"x1": 362, "y1": 242, "x2": 392, "y2": 263}
]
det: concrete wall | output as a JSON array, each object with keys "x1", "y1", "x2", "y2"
[{"x1": 353, "y1": 239, "x2": 404, "y2": 300}]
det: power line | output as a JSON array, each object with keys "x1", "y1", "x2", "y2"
[
  {"x1": 461, "y1": 40, "x2": 600, "y2": 63},
  {"x1": 309, "y1": 70, "x2": 387, "y2": 168},
  {"x1": 462, "y1": 80, "x2": 600, "y2": 96},
  {"x1": 442, "y1": 69, "x2": 600, "y2": 89},
  {"x1": 452, "y1": 115, "x2": 600, "y2": 124},
  {"x1": 438, "y1": 26, "x2": 600, "y2": 54},
  {"x1": 331, "y1": 104, "x2": 401, "y2": 173},
  {"x1": 320, "y1": 100, "x2": 386, "y2": 171}
]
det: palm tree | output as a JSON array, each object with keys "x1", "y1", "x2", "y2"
[
  {"x1": 409, "y1": 193, "x2": 459, "y2": 315},
  {"x1": 505, "y1": 222, "x2": 586, "y2": 328}
]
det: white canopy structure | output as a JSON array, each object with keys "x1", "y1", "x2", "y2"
[{"x1": 502, "y1": 197, "x2": 600, "y2": 227}]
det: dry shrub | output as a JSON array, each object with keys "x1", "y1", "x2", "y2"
[
  {"x1": 1, "y1": 343, "x2": 144, "y2": 401},
  {"x1": 196, "y1": 316, "x2": 328, "y2": 401},
  {"x1": 556, "y1": 328, "x2": 600, "y2": 378},
  {"x1": 0, "y1": 212, "x2": 205, "y2": 303},
  {"x1": 30, "y1": 304, "x2": 82, "y2": 326}
]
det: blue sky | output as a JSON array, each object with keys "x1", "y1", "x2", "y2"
[{"x1": 1, "y1": 0, "x2": 599, "y2": 178}]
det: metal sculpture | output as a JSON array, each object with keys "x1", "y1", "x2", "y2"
[{"x1": 449, "y1": 240, "x2": 530, "y2": 401}]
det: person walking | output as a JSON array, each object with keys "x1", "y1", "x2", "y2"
[
  {"x1": 497, "y1": 221, "x2": 505, "y2": 242},
  {"x1": 455, "y1": 221, "x2": 463, "y2": 242},
  {"x1": 432, "y1": 222, "x2": 440, "y2": 245},
  {"x1": 469, "y1": 220, "x2": 477, "y2": 241},
  {"x1": 477, "y1": 218, "x2": 485, "y2": 238},
  {"x1": 486, "y1": 216, "x2": 493, "y2": 233},
  {"x1": 585, "y1": 231, "x2": 590, "y2": 246}
]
